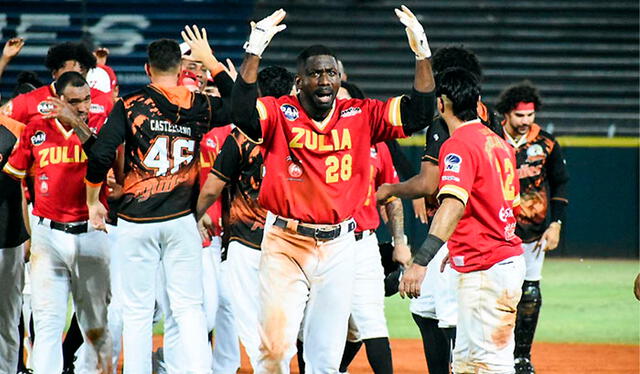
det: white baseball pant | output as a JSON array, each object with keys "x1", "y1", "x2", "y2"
[
  {"x1": 29, "y1": 218, "x2": 112, "y2": 374},
  {"x1": 521, "y1": 241, "x2": 546, "y2": 281},
  {"x1": 255, "y1": 212, "x2": 356, "y2": 374},
  {"x1": 118, "y1": 214, "x2": 211, "y2": 374},
  {"x1": 410, "y1": 243, "x2": 458, "y2": 328},
  {"x1": 453, "y1": 255, "x2": 525, "y2": 374},
  {"x1": 0, "y1": 244, "x2": 25, "y2": 374},
  {"x1": 347, "y1": 231, "x2": 388, "y2": 341},
  {"x1": 225, "y1": 240, "x2": 261, "y2": 369}
]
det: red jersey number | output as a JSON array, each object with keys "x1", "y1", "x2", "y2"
[{"x1": 143, "y1": 136, "x2": 195, "y2": 176}]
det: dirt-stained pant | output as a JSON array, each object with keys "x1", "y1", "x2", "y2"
[
  {"x1": 256, "y1": 212, "x2": 356, "y2": 374},
  {"x1": 30, "y1": 219, "x2": 112, "y2": 374},
  {"x1": 453, "y1": 255, "x2": 525, "y2": 374},
  {"x1": 0, "y1": 244, "x2": 25, "y2": 374}
]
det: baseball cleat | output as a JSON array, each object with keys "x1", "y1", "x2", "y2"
[{"x1": 514, "y1": 357, "x2": 535, "y2": 374}]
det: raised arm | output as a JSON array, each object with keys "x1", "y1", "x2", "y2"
[
  {"x1": 232, "y1": 9, "x2": 287, "y2": 141},
  {"x1": 0, "y1": 38, "x2": 24, "y2": 82}
]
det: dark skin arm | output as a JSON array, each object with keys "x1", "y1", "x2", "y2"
[
  {"x1": 377, "y1": 161, "x2": 439, "y2": 201},
  {"x1": 399, "y1": 197, "x2": 464, "y2": 298}
]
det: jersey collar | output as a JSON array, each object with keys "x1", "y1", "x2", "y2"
[
  {"x1": 54, "y1": 118, "x2": 74, "y2": 140},
  {"x1": 504, "y1": 123, "x2": 540, "y2": 149}
]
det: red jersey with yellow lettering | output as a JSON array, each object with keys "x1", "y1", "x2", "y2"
[
  {"x1": 437, "y1": 120, "x2": 522, "y2": 273},
  {"x1": 4, "y1": 117, "x2": 107, "y2": 222},
  {"x1": 256, "y1": 95, "x2": 406, "y2": 224},
  {"x1": 199, "y1": 125, "x2": 233, "y2": 237},
  {"x1": 1, "y1": 83, "x2": 113, "y2": 130},
  {"x1": 354, "y1": 142, "x2": 400, "y2": 232}
]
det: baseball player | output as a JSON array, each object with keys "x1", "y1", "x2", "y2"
[
  {"x1": 3, "y1": 71, "x2": 113, "y2": 374},
  {"x1": 496, "y1": 82, "x2": 569, "y2": 374},
  {"x1": 0, "y1": 41, "x2": 113, "y2": 129},
  {"x1": 230, "y1": 6, "x2": 435, "y2": 372},
  {"x1": 84, "y1": 37, "x2": 233, "y2": 373},
  {"x1": 400, "y1": 68, "x2": 524, "y2": 374},
  {"x1": 195, "y1": 65, "x2": 294, "y2": 370},
  {"x1": 0, "y1": 113, "x2": 30, "y2": 374},
  {"x1": 376, "y1": 45, "x2": 497, "y2": 374}
]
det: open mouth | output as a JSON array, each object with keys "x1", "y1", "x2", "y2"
[{"x1": 314, "y1": 90, "x2": 334, "y2": 104}]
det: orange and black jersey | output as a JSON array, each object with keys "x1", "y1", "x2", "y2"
[
  {"x1": 0, "y1": 114, "x2": 29, "y2": 247},
  {"x1": 212, "y1": 128, "x2": 266, "y2": 249},
  {"x1": 86, "y1": 82, "x2": 232, "y2": 223},
  {"x1": 422, "y1": 102, "x2": 503, "y2": 165},
  {"x1": 505, "y1": 123, "x2": 569, "y2": 243}
]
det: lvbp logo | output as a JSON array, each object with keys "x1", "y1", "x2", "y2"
[
  {"x1": 444, "y1": 153, "x2": 462, "y2": 173},
  {"x1": 280, "y1": 104, "x2": 299, "y2": 121}
]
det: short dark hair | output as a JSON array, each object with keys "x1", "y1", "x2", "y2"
[
  {"x1": 296, "y1": 45, "x2": 337, "y2": 72},
  {"x1": 340, "y1": 80, "x2": 366, "y2": 99},
  {"x1": 54, "y1": 71, "x2": 88, "y2": 95},
  {"x1": 258, "y1": 66, "x2": 294, "y2": 97},
  {"x1": 495, "y1": 81, "x2": 542, "y2": 114},
  {"x1": 435, "y1": 68, "x2": 481, "y2": 122},
  {"x1": 432, "y1": 45, "x2": 482, "y2": 88},
  {"x1": 148, "y1": 39, "x2": 181, "y2": 72},
  {"x1": 45, "y1": 42, "x2": 97, "y2": 73}
]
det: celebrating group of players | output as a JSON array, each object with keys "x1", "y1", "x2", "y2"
[{"x1": 0, "y1": 4, "x2": 568, "y2": 374}]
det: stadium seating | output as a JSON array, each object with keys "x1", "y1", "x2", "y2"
[{"x1": 254, "y1": 0, "x2": 639, "y2": 135}]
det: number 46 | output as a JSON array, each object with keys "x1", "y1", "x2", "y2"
[{"x1": 143, "y1": 136, "x2": 195, "y2": 176}]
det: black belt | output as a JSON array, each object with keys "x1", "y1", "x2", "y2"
[
  {"x1": 355, "y1": 230, "x2": 373, "y2": 241},
  {"x1": 274, "y1": 217, "x2": 355, "y2": 241},
  {"x1": 39, "y1": 217, "x2": 88, "y2": 234}
]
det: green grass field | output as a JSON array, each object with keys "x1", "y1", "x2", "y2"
[{"x1": 385, "y1": 257, "x2": 640, "y2": 344}]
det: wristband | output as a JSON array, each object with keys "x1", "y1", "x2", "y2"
[{"x1": 413, "y1": 234, "x2": 445, "y2": 266}]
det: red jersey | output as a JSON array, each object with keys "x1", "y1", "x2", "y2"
[
  {"x1": 1, "y1": 83, "x2": 113, "y2": 130},
  {"x1": 4, "y1": 117, "x2": 107, "y2": 222},
  {"x1": 199, "y1": 125, "x2": 233, "y2": 237},
  {"x1": 256, "y1": 95, "x2": 406, "y2": 224},
  {"x1": 354, "y1": 142, "x2": 400, "y2": 231},
  {"x1": 437, "y1": 120, "x2": 522, "y2": 273}
]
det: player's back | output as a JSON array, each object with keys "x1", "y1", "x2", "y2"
[{"x1": 438, "y1": 121, "x2": 522, "y2": 273}]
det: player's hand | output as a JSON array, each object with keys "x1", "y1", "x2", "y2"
[
  {"x1": 394, "y1": 5, "x2": 431, "y2": 59},
  {"x1": 393, "y1": 241, "x2": 412, "y2": 267},
  {"x1": 197, "y1": 213, "x2": 214, "y2": 242},
  {"x1": 2, "y1": 37, "x2": 25, "y2": 61},
  {"x1": 440, "y1": 251, "x2": 450, "y2": 272},
  {"x1": 634, "y1": 273, "x2": 640, "y2": 301},
  {"x1": 224, "y1": 58, "x2": 238, "y2": 81},
  {"x1": 541, "y1": 222, "x2": 561, "y2": 251},
  {"x1": 42, "y1": 96, "x2": 86, "y2": 127},
  {"x1": 94, "y1": 47, "x2": 109, "y2": 65},
  {"x1": 412, "y1": 198, "x2": 428, "y2": 224},
  {"x1": 88, "y1": 202, "x2": 108, "y2": 232},
  {"x1": 399, "y1": 262, "x2": 427, "y2": 299},
  {"x1": 375, "y1": 183, "x2": 394, "y2": 205},
  {"x1": 244, "y1": 8, "x2": 287, "y2": 57},
  {"x1": 181, "y1": 25, "x2": 218, "y2": 65}
]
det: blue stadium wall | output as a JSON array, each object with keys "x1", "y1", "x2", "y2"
[{"x1": 377, "y1": 140, "x2": 640, "y2": 259}]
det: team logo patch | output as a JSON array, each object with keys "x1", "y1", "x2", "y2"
[
  {"x1": 340, "y1": 107, "x2": 361, "y2": 118},
  {"x1": 206, "y1": 138, "x2": 216, "y2": 149},
  {"x1": 370, "y1": 147, "x2": 377, "y2": 158},
  {"x1": 444, "y1": 153, "x2": 462, "y2": 173},
  {"x1": 280, "y1": 104, "x2": 299, "y2": 121},
  {"x1": 31, "y1": 130, "x2": 46, "y2": 146},
  {"x1": 526, "y1": 144, "x2": 544, "y2": 158},
  {"x1": 504, "y1": 222, "x2": 517, "y2": 240},
  {"x1": 433, "y1": 133, "x2": 439, "y2": 141},
  {"x1": 40, "y1": 180, "x2": 48, "y2": 194},
  {"x1": 288, "y1": 162, "x2": 303, "y2": 178},
  {"x1": 37, "y1": 101, "x2": 54, "y2": 115},
  {"x1": 90, "y1": 103, "x2": 105, "y2": 114},
  {"x1": 499, "y1": 206, "x2": 514, "y2": 222}
]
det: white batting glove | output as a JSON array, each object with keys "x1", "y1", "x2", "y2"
[
  {"x1": 243, "y1": 9, "x2": 287, "y2": 58},
  {"x1": 395, "y1": 5, "x2": 431, "y2": 60}
]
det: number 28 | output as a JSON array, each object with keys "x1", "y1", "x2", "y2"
[{"x1": 325, "y1": 154, "x2": 352, "y2": 184}]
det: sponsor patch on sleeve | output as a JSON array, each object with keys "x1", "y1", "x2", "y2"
[{"x1": 444, "y1": 153, "x2": 462, "y2": 173}]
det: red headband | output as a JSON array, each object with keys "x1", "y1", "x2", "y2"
[{"x1": 514, "y1": 101, "x2": 535, "y2": 111}]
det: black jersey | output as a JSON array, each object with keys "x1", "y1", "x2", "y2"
[
  {"x1": 87, "y1": 84, "x2": 231, "y2": 222},
  {"x1": 506, "y1": 123, "x2": 569, "y2": 242},
  {"x1": 212, "y1": 128, "x2": 266, "y2": 249}
]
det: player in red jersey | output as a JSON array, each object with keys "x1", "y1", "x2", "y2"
[
  {"x1": 231, "y1": 6, "x2": 435, "y2": 372},
  {"x1": 1, "y1": 42, "x2": 113, "y2": 129},
  {"x1": 3, "y1": 72, "x2": 113, "y2": 374},
  {"x1": 400, "y1": 68, "x2": 524, "y2": 374}
]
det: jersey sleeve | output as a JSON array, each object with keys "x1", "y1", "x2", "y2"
[
  {"x1": 421, "y1": 117, "x2": 449, "y2": 165},
  {"x1": 366, "y1": 97, "x2": 407, "y2": 144},
  {"x1": 375, "y1": 142, "x2": 400, "y2": 188},
  {"x1": 255, "y1": 96, "x2": 280, "y2": 147},
  {"x1": 211, "y1": 132, "x2": 242, "y2": 183},
  {"x1": 3, "y1": 95, "x2": 29, "y2": 123},
  {"x1": 85, "y1": 99, "x2": 127, "y2": 185},
  {"x1": 547, "y1": 140, "x2": 569, "y2": 202},
  {"x1": 3, "y1": 124, "x2": 33, "y2": 179},
  {"x1": 0, "y1": 116, "x2": 24, "y2": 171},
  {"x1": 436, "y1": 138, "x2": 475, "y2": 205}
]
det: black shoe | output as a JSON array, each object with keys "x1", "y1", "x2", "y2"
[
  {"x1": 17, "y1": 369, "x2": 33, "y2": 374},
  {"x1": 515, "y1": 357, "x2": 535, "y2": 374},
  {"x1": 61, "y1": 367, "x2": 74, "y2": 374}
]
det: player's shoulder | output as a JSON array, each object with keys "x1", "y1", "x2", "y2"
[
  {"x1": 120, "y1": 88, "x2": 148, "y2": 107},
  {"x1": 0, "y1": 114, "x2": 26, "y2": 138},
  {"x1": 534, "y1": 124, "x2": 557, "y2": 143}
]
